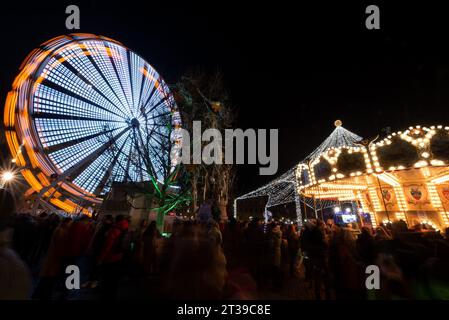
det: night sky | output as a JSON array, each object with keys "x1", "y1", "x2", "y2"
[{"x1": 1, "y1": 1, "x2": 449, "y2": 197}]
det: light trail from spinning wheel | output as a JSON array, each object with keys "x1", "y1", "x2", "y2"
[{"x1": 4, "y1": 34, "x2": 181, "y2": 214}]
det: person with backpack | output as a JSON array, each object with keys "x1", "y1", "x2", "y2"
[{"x1": 97, "y1": 215, "x2": 129, "y2": 300}]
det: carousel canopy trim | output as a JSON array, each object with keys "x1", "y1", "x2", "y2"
[{"x1": 236, "y1": 121, "x2": 363, "y2": 210}]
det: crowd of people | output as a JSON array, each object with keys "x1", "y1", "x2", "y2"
[{"x1": 1, "y1": 189, "x2": 449, "y2": 300}]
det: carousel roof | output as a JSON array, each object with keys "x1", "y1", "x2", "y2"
[
  {"x1": 304, "y1": 120, "x2": 363, "y2": 162},
  {"x1": 236, "y1": 120, "x2": 361, "y2": 210}
]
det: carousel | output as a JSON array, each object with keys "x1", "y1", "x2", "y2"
[{"x1": 235, "y1": 121, "x2": 449, "y2": 231}]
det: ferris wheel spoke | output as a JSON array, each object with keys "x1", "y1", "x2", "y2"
[
  {"x1": 38, "y1": 78, "x2": 125, "y2": 120},
  {"x1": 32, "y1": 111, "x2": 123, "y2": 123},
  {"x1": 149, "y1": 144, "x2": 168, "y2": 169},
  {"x1": 43, "y1": 126, "x2": 120, "y2": 154},
  {"x1": 133, "y1": 128, "x2": 157, "y2": 178},
  {"x1": 54, "y1": 56, "x2": 129, "y2": 120},
  {"x1": 40, "y1": 64, "x2": 126, "y2": 122},
  {"x1": 66, "y1": 126, "x2": 132, "y2": 179},
  {"x1": 92, "y1": 134, "x2": 130, "y2": 195},
  {"x1": 147, "y1": 111, "x2": 172, "y2": 121},
  {"x1": 104, "y1": 42, "x2": 134, "y2": 116},
  {"x1": 107, "y1": 135, "x2": 134, "y2": 184},
  {"x1": 140, "y1": 83, "x2": 158, "y2": 112},
  {"x1": 127, "y1": 50, "x2": 146, "y2": 117},
  {"x1": 74, "y1": 46, "x2": 131, "y2": 118},
  {"x1": 150, "y1": 130, "x2": 171, "y2": 142},
  {"x1": 145, "y1": 95, "x2": 169, "y2": 116},
  {"x1": 136, "y1": 65, "x2": 150, "y2": 113},
  {"x1": 84, "y1": 42, "x2": 136, "y2": 118},
  {"x1": 34, "y1": 94, "x2": 119, "y2": 121}
]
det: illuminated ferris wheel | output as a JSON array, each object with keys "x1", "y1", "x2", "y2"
[{"x1": 4, "y1": 34, "x2": 181, "y2": 213}]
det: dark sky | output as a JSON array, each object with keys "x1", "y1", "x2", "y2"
[{"x1": 1, "y1": 1, "x2": 449, "y2": 197}]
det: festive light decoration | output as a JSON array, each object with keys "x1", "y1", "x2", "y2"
[
  {"x1": 4, "y1": 34, "x2": 181, "y2": 213},
  {"x1": 235, "y1": 121, "x2": 449, "y2": 229}
]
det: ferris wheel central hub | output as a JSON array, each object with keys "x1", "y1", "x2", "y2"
[{"x1": 130, "y1": 117, "x2": 140, "y2": 128}]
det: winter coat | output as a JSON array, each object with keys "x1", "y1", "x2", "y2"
[
  {"x1": 97, "y1": 219, "x2": 129, "y2": 264},
  {"x1": 39, "y1": 223, "x2": 71, "y2": 277},
  {"x1": 66, "y1": 220, "x2": 93, "y2": 257},
  {"x1": 0, "y1": 230, "x2": 32, "y2": 299}
]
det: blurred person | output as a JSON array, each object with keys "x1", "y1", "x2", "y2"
[
  {"x1": 164, "y1": 236, "x2": 227, "y2": 299},
  {"x1": 222, "y1": 217, "x2": 242, "y2": 268},
  {"x1": 97, "y1": 215, "x2": 129, "y2": 299},
  {"x1": 371, "y1": 253, "x2": 411, "y2": 299},
  {"x1": 286, "y1": 224, "x2": 300, "y2": 277},
  {"x1": 245, "y1": 218, "x2": 264, "y2": 285},
  {"x1": 356, "y1": 227, "x2": 377, "y2": 266},
  {"x1": 207, "y1": 218, "x2": 223, "y2": 246},
  {"x1": 198, "y1": 199, "x2": 213, "y2": 222},
  {"x1": 329, "y1": 228, "x2": 365, "y2": 300},
  {"x1": 83, "y1": 214, "x2": 113, "y2": 288},
  {"x1": 142, "y1": 221, "x2": 160, "y2": 275},
  {"x1": 12, "y1": 213, "x2": 37, "y2": 265},
  {"x1": 33, "y1": 217, "x2": 71, "y2": 299},
  {"x1": 375, "y1": 225, "x2": 393, "y2": 241},
  {"x1": 223, "y1": 266, "x2": 258, "y2": 299},
  {"x1": 0, "y1": 189, "x2": 32, "y2": 300},
  {"x1": 64, "y1": 214, "x2": 93, "y2": 287},
  {"x1": 301, "y1": 219, "x2": 329, "y2": 299},
  {"x1": 270, "y1": 222, "x2": 283, "y2": 291}
]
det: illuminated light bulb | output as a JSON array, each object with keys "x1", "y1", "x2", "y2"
[
  {"x1": 1, "y1": 171, "x2": 14, "y2": 182},
  {"x1": 414, "y1": 160, "x2": 428, "y2": 168},
  {"x1": 334, "y1": 207, "x2": 341, "y2": 213},
  {"x1": 422, "y1": 152, "x2": 430, "y2": 158},
  {"x1": 431, "y1": 160, "x2": 445, "y2": 166}
]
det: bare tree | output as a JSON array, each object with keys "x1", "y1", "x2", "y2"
[{"x1": 174, "y1": 69, "x2": 236, "y2": 220}]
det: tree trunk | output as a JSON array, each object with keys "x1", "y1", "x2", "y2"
[{"x1": 156, "y1": 192, "x2": 166, "y2": 233}]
